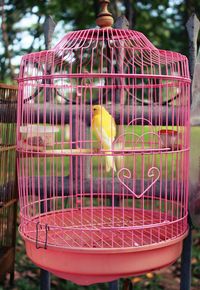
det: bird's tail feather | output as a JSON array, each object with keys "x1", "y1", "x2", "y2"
[
  {"x1": 114, "y1": 142, "x2": 124, "y2": 171},
  {"x1": 105, "y1": 155, "x2": 116, "y2": 172}
]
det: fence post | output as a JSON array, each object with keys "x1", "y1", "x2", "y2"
[
  {"x1": 186, "y1": 13, "x2": 200, "y2": 103},
  {"x1": 180, "y1": 12, "x2": 200, "y2": 290}
]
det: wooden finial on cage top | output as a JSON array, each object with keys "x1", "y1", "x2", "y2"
[{"x1": 96, "y1": 0, "x2": 114, "y2": 28}]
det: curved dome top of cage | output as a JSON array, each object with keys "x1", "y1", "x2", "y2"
[{"x1": 19, "y1": 28, "x2": 189, "y2": 81}]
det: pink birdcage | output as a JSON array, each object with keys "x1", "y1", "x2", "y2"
[{"x1": 16, "y1": 1, "x2": 190, "y2": 286}]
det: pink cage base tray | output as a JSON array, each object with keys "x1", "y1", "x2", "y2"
[{"x1": 19, "y1": 208, "x2": 188, "y2": 285}]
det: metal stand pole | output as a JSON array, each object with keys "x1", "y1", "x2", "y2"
[
  {"x1": 38, "y1": 15, "x2": 55, "y2": 290},
  {"x1": 180, "y1": 216, "x2": 192, "y2": 290},
  {"x1": 40, "y1": 192, "x2": 51, "y2": 290},
  {"x1": 40, "y1": 269, "x2": 51, "y2": 290}
]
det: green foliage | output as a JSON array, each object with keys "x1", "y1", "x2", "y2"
[{"x1": 1, "y1": 0, "x2": 200, "y2": 82}]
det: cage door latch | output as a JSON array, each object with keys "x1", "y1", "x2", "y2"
[{"x1": 36, "y1": 222, "x2": 49, "y2": 249}]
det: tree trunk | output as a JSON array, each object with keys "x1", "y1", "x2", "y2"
[{"x1": 0, "y1": 0, "x2": 15, "y2": 80}]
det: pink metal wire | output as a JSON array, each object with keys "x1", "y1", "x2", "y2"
[{"x1": 17, "y1": 28, "x2": 190, "y2": 252}]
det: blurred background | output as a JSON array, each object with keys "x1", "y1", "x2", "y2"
[
  {"x1": 0, "y1": 1, "x2": 200, "y2": 289},
  {"x1": 0, "y1": 0, "x2": 200, "y2": 83}
]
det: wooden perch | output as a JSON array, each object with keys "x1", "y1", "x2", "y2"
[
  {"x1": 18, "y1": 146, "x2": 171, "y2": 157},
  {"x1": 0, "y1": 145, "x2": 16, "y2": 153}
]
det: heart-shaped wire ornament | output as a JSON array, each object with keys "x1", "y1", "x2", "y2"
[
  {"x1": 117, "y1": 166, "x2": 160, "y2": 198},
  {"x1": 114, "y1": 117, "x2": 162, "y2": 198},
  {"x1": 112, "y1": 117, "x2": 165, "y2": 152}
]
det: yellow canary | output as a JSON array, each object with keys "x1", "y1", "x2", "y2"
[{"x1": 92, "y1": 105, "x2": 116, "y2": 172}]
